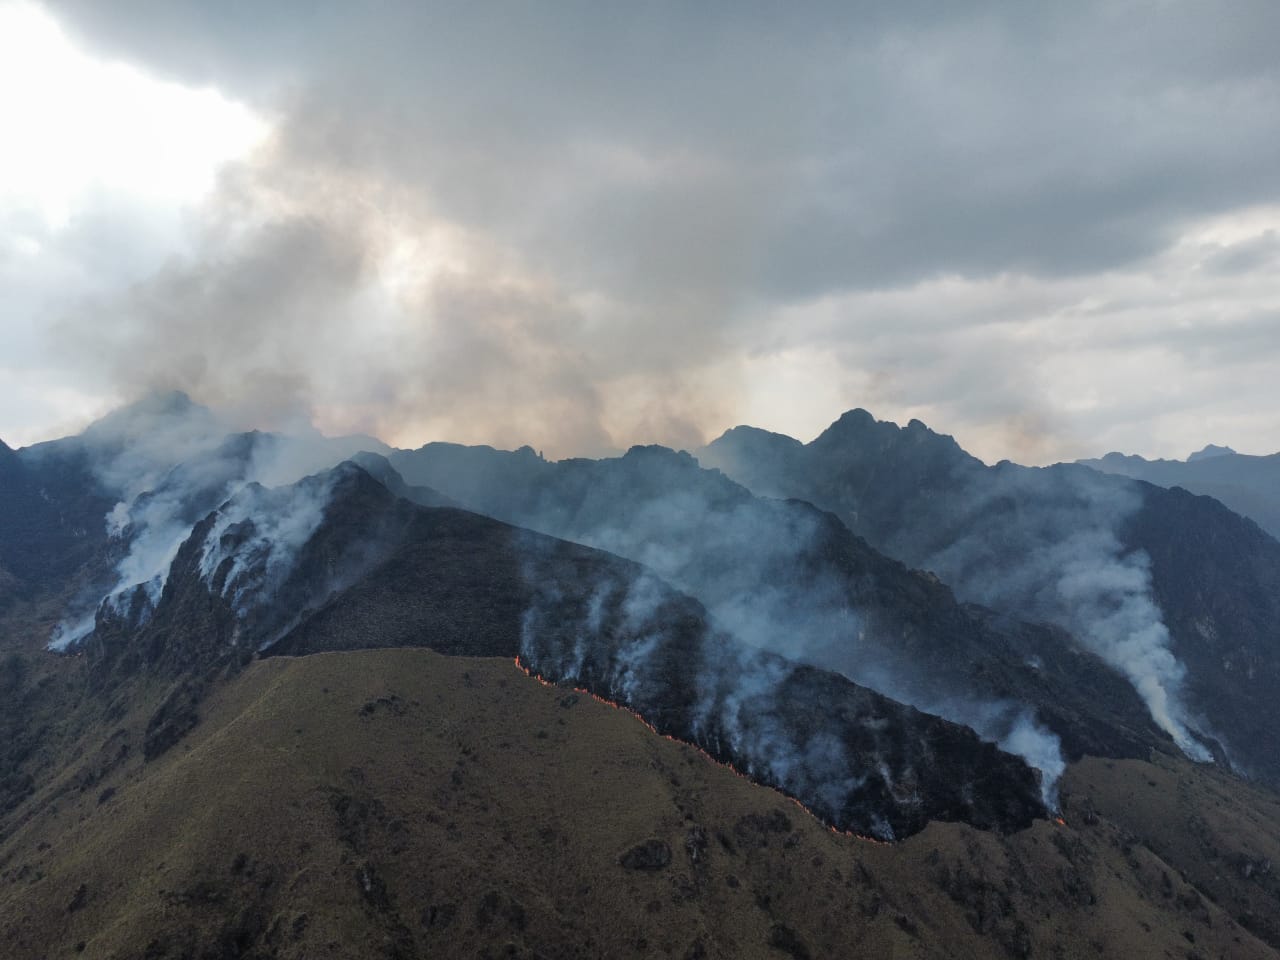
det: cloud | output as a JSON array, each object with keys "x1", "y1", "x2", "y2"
[
  {"x1": 45, "y1": 1, "x2": 1280, "y2": 291},
  {"x1": 49, "y1": 153, "x2": 733, "y2": 457},
  {"x1": 5, "y1": 0, "x2": 1280, "y2": 459},
  {"x1": 759, "y1": 212, "x2": 1280, "y2": 463}
]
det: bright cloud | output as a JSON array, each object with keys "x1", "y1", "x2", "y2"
[{"x1": 0, "y1": 1, "x2": 266, "y2": 228}]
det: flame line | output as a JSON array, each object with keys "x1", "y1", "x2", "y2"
[{"x1": 512, "y1": 656, "x2": 894, "y2": 845}]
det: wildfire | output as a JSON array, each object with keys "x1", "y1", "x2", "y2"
[
  {"x1": 512, "y1": 656, "x2": 895, "y2": 845},
  {"x1": 1054, "y1": 816, "x2": 1067, "y2": 827}
]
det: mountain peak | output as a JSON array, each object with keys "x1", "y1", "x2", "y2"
[
  {"x1": 812, "y1": 408, "x2": 971, "y2": 461},
  {"x1": 818, "y1": 407, "x2": 934, "y2": 440},
  {"x1": 1188, "y1": 443, "x2": 1237, "y2": 462},
  {"x1": 0, "y1": 438, "x2": 19, "y2": 480},
  {"x1": 709, "y1": 424, "x2": 804, "y2": 447},
  {"x1": 622, "y1": 443, "x2": 697, "y2": 464},
  {"x1": 831, "y1": 407, "x2": 878, "y2": 430}
]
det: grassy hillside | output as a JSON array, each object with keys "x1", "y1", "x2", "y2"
[{"x1": 1, "y1": 649, "x2": 1275, "y2": 959}]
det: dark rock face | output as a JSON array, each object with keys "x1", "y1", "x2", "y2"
[
  {"x1": 618, "y1": 839, "x2": 672, "y2": 871},
  {"x1": 0, "y1": 438, "x2": 116, "y2": 612},
  {"x1": 90, "y1": 462, "x2": 1046, "y2": 838},
  {"x1": 144, "y1": 681, "x2": 206, "y2": 761},
  {"x1": 699, "y1": 410, "x2": 1280, "y2": 786}
]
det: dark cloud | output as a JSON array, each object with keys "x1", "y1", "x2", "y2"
[
  {"x1": 17, "y1": 0, "x2": 1280, "y2": 458},
  {"x1": 47, "y1": 1, "x2": 1280, "y2": 294}
]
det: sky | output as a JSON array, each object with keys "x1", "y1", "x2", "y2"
[{"x1": 2, "y1": 0, "x2": 1279, "y2": 464}]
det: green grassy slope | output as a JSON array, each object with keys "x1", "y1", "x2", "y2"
[{"x1": 1, "y1": 649, "x2": 1275, "y2": 960}]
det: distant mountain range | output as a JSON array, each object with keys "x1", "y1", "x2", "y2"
[{"x1": 1079, "y1": 445, "x2": 1280, "y2": 540}]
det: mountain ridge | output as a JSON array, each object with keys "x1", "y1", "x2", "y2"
[
  {"x1": 388, "y1": 438, "x2": 1166, "y2": 784},
  {"x1": 700, "y1": 408, "x2": 1280, "y2": 787},
  {"x1": 6, "y1": 648, "x2": 1275, "y2": 959},
  {"x1": 78, "y1": 460, "x2": 1049, "y2": 839},
  {"x1": 1079, "y1": 446, "x2": 1280, "y2": 540}
]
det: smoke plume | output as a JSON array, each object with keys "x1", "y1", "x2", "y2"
[
  {"x1": 918, "y1": 465, "x2": 1213, "y2": 761},
  {"x1": 48, "y1": 394, "x2": 383, "y2": 650}
]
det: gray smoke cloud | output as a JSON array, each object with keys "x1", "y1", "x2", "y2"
[{"x1": 51, "y1": 160, "x2": 720, "y2": 458}]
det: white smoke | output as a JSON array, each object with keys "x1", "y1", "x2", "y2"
[
  {"x1": 48, "y1": 611, "x2": 96, "y2": 652},
  {"x1": 1000, "y1": 710, "x2": 1068, "y2": 806},
  {"x1": 1053, "y1": 537, "x2": 1211, "y2": 761},
  {"x1": 48, "y1": 395, "x2": 383, "y2": 650},
  {"x1": 922, "y1": 466, "x2": 1213, "y2": 762},
  {"x1": 518, "y1": 568, "x2": 674, "y2": 703},
  {"x1": 576, "y1": 488, "x2": 866, "y2": 664},
  {"x1": 584, "y1": 490, "x2": 1067, "y2": 797},
  {"x1": 516, "y1": 569, "x2": 906, "y2": 837},
  {"x1": 836, "y1": 660, "x2": 1066, "y2": 808},
  {"x1": 196, "y1": 475, "x2": 335, "y2": 622}
]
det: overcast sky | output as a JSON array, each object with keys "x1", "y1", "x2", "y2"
[{"x1": 3, "y1": 1, "x2": 1279, "y2": 463}]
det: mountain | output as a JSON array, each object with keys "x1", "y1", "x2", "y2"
[
  {"x1": 10, "y1": 393, "x2": 396, "y2": 649},
  {"x1": 5, "y1": 402, "x2": 1280, "y2": 956},
  {"x1": 0, "y1": 431, "x2": 116, "y2": 616},
  {"x1": 1080, "y1": 447, "x2": 1280, "y2": 540},
  {"x1": 1188, "y1": 443, "x2": 1238, "y2": 462},
  {"x1": 0, "y1": 444, "x2": 15, "y2": 609},
  {"x1": 388, "y1": 442, "x2": 1167, "y2": 786},
  {"x1": 81, "y1": 461, "x2": 1045, "y2": 840},
  {"x1": 700, "y1": 410, "x2": 1280, "y2": 788}
]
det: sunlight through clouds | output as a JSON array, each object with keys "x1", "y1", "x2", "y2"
[
  {"x1": 0, "y1": 0, "x2": 268, "y2": 445},
  {"x1": 0, "y1": 1, "x2": 266, "y2": 230}
]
